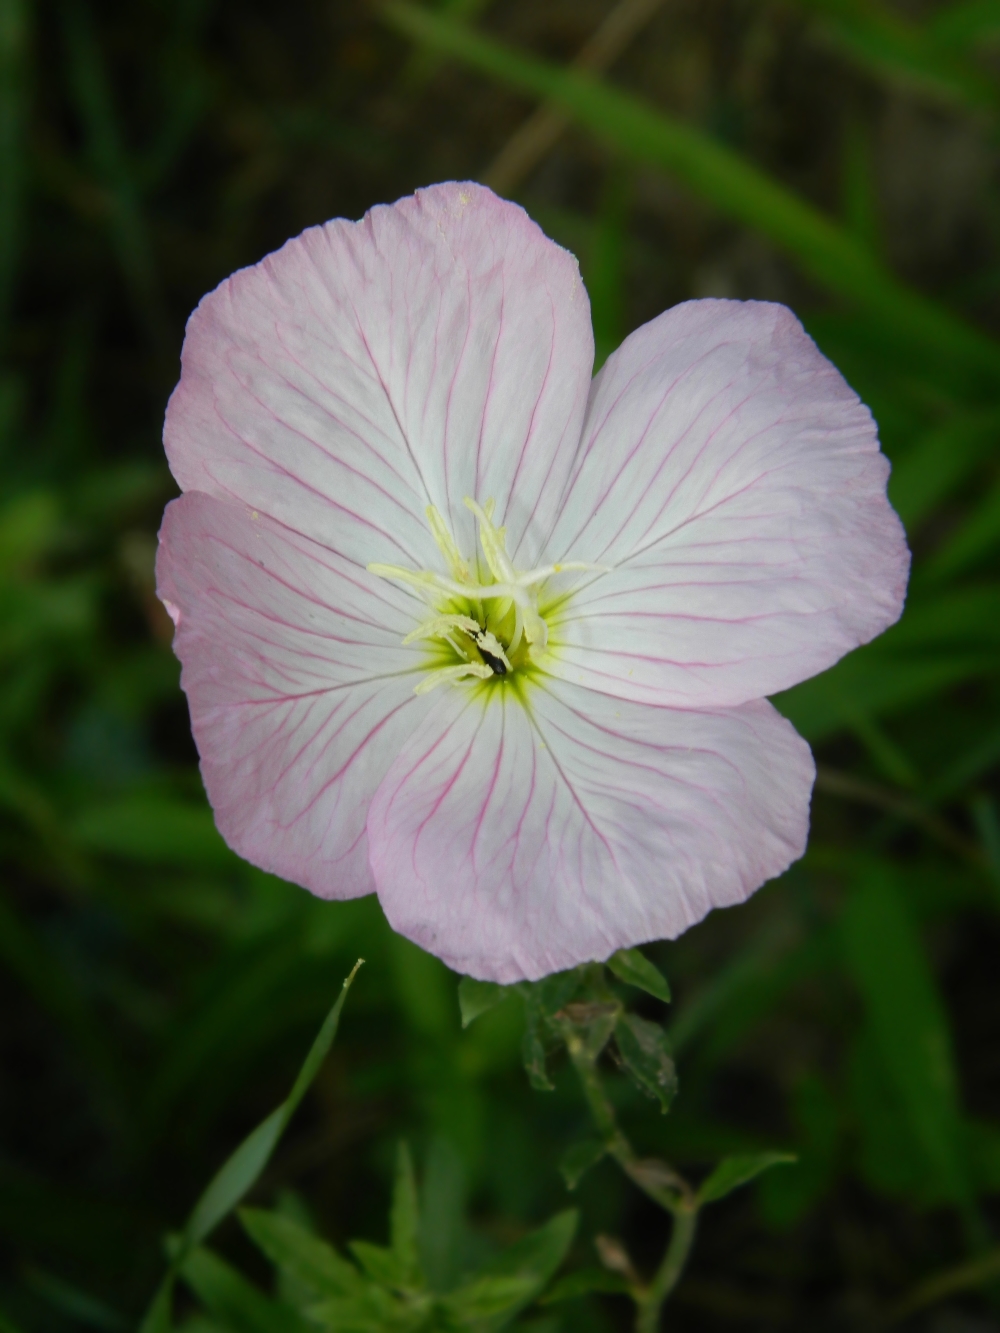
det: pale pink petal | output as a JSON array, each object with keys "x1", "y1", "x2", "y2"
[
  {"x1": 544, "y1": 300, "x2": 909, "y2": 708},
  {"x1": 366, "y1": 679, "x2": 814, "y2": 982},
  {"x1": 164, "y1": 183, "x2": 593, "y2": 574},
  {"x1": 156, "y1": 492, "x2": 429, "y2": 899}
]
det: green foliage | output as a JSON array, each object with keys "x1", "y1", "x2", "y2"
[
  {"x1": 456, "y1": 978, "x2": 511, "y2": 1029},
  {"x1": 189, "y1": 1166, "x2": 576, "y2": 1333},
  {"x1": 605, "y1": 949, "x2": 671, "y2": 1003},
  {"x1": 557, "y1": 1140, "x2": 605, "y2": 1191},
  {"x1": 141, "y1": 964, "x2": 362, "y2": 1332},
  {"x1": 696, "y1": 1152, "x2": 797, "y2": 1205},
  {"x1": 383, "y1": 0, "x2": 1000, "y2": 388},
  {"x1": 4, "y1": 0, "x2": 1000, "y2": 1326},
  {"x1": 613, "y1": 1014, "x2": 677, "y2": 1114},
  {"x1": 841, "y1": 875, "x2": 976, "y2": 1218}
]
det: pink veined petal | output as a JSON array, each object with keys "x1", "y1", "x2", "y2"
[
  {"x1": 366, "y1": 678, "x2": 815, "y2": 983},
  {"x1": 164, "y1": 182, "x2": 594, "y2": 574},
  {"x1": 543, "y1": 299, "x2": 910, "y2": 708},
  {"x1": 156, "y1": 492, "x2": 430, "y2": 899}
]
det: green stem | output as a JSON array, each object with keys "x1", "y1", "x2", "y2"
[
  {"x1": 636, "y1": 1205, "x2": 698, "y2": 1333},
  {"x1": 568, "y1": 1041, "x2": 688, "y2": 1213},
  {"x1": 569, "y1": 1040, "x2": 632, "y2": 1159}
]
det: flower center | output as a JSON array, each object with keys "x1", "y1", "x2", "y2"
[{"x1": 369, "y1": 498, "x2": 595, "y2": 695}]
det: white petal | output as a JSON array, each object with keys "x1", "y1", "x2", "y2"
[
  {"x1": 545, "y1": 300, "x2": 909, "y2": 707},
  {"x1": 367, "y1": 678, "x2": 814, "y2": 982},
  {"x1": 157, "y1": 493, "x2": 428, "y2": 898},
  {"x1": 164, "y1": 183, "x2": 593, "y2": 575}
]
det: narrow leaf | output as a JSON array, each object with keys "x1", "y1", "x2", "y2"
[
  {"x1": 183, "y1": 1107, "x2": 285, "y2": 1254},
  {"x1": 444, "y1": 1211, "x2": 577, "y2": 1333},
  {"x1": 924, "y1": 472, "x2": 1000, "y2": 584},
  {"x1": 697, "y1": 1151, "x2": 796, "y2": 1205},
  {"x1": 614, "y1": 1013, "x2": 677, "y2": 1113},
  {"x1": 540, "y1": 1267, "x2": 632, "y2": 1303},
  {"x1": 440, "y1": 1275, "x2": 540, "y2": 1324},
  {"x1": 382, "y1": 0, "x2": 1000, "y2": 386},
  {"x1": 0, "y1": 0, "x2": 28, "y2": 339},
  {"x1": 790, "y1": 0, "x2": 998, "y2": 112},
  {"x1": 180, "y1": 1248, "x2": 310, "y2": 1333},
  {"x1": 841, "y1": 875, "x2": 974, "y2": 1210},
  {"x1": 457, "y1": 976, "x2": 511, "y2": 1027},
  {"x1": 558, "y1": 1139, "x2": 606, "y2": 1191},
  {"x1": 390, "y1": 1143, "x2": 422, "y2": 1288},
  {"x1": 349, "y1": 1241, "x2": 410, "y2": 1289},
  {"x1": 137, "y1": 1279, "x2": 173, "y2": 1333},
  {"x1": 606, "y1": 948, "x2": 671, "y2": 1002},
  {"x1": 139, "y1": 963, "x2": 362, "y2": 1331},
  {"x1": 238, "y1": 1209, "x2": 363, "y2": 1298},
  {"x1": 521, "y1": 1003, "x2": 553, "y2": 1092}
]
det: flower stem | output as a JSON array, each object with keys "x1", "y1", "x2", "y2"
[
  {"x1": 565, "y1": 1036, "x2": 700, "y2": 1327},
  {"x1": 635, "y1": 1203, "x2": 698, "y2": 1333},
  {"x1": 568, "y1": 1039, "x2": 689, "y2": 1213}
]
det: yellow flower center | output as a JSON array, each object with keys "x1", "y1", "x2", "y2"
[{"x1": 369, "y1": 498, "x2": 597, "y2": 694}]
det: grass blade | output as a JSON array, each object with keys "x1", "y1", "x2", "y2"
[
  {"x1": 60, "y1": 0, "x2": 167, "y2": 349},
  {"x1": 138, "y1": 961, "x2": 363, "y2": 1332},
  {"x1": 791, "y1": 0, "x2": 999, "y2": 112},
  {"x1": 382, "y1": 1, "x2": 1000, "y2": 387},
  {"x1": 841, "y1": 874, "x2": 979, "y2": 1237},
  {"x1": 0, "y1": 0, "x2": 28, "y2": 342}
]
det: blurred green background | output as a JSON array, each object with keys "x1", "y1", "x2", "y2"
[{"x1": 3, "y1": 0, "x2": 1000, "y2": 1327}]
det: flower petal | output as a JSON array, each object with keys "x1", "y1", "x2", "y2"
[
  {"x1": 156, "y1": 492, "x2": 428, "y2": 898},
  {"x1": 366, "y1": 678, "x2": 814, "y2": 982},
  {"x1": 545, "y1": 300, "x2": 909, "y2": 707},
  {"x1": 164, "y1": 182, "x2": 593, "y2": 574}
]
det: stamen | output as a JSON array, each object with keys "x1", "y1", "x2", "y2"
[
  {"x1": 518, "y1": 561, "x2": 609, "y2": 586},
  {"x1": 402, "y1": 613, "x2": 481, "y2": 646},
  {"x1": 414, "y1": 662, "x2": 492, "y2": 695},
  {"x1": 426, "y1": 505, "x2": 471, "y2": 584},
  {"x1": 369, "y1": 497, "x2": 601, "y2": 693},
  {"x1": 470, "y1": 627, "x2": 511, "y2": 671},
  {"x1": 464, "y1": 498, "x2": 516, "y2": 585}
]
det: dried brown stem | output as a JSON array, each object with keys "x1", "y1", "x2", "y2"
[{"x1": 482, "y1": 0, "x2": 667, "y2": 194}]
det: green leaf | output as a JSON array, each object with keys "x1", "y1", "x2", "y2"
[
  {"x1": 789, "y1": 0, "x2": 998, "y2": 112},
  {"x1": 382, "y1": 1, "x2": 1000, "y2": 388},
  {"x1": 25, "y1": 1266, "x2": 128, "y2": 1331},
  {"x1": 139, "y1": 963, "x2": 363, "y2": 1331},
  {"x1": 0, "y1": 0, "x2": 29, "y2": 339},
  {"x1": 390, "y1": 1143, "x2": 422, "y2": 1289},
  {"x1": 776, "y1": 646, "x2": 1000, "y2": 742},
  {"x1": 457, "y1": 976, "x2": 512, "y2": 1028},
  {"x1": 887, "y1": 408, "x2": 1000, "y2": 532},
  {"x1": 924, "y1": 472, "x2": 1000, "y2": 584},
  {"x1": 757, "y1": 1075, "x2": 841, "y2": 1229},
  {"x1": 697, "y1": 1151, "x2": 797, "y2": 1205},
  {"x1": 137, "y1": 1279, "x2": 173, "y2": 1333},
  {"x1": 540, "y1": 1267, "x2": 632, "y2": 1304},
  {"x1": 238, "y1": 1209, "x2": 364, "y2": 1299},
  {"x1": 348, "y1": 1241, "x2": 410, "y2": 1290},
  {"x1": 929, "y1": 0, "x2": 1000, "y2": 51},
  {"x1": 558, "y1": 1140, "x2": 606, "y2": 1191},
  {"x1": 841, "y1": 874, "x2": 975, "y2": 1215},
  {"x1": 440, "y1": 1274, "x2": 542, "y2": 1326},
  {"x1": 587, "y1": 165, "x2": 629, "y2": 369},
  {"x1": 180, "y1": 1248, "x2": 311, "y2": 1333},
  {"x1": 614, "y1": 1013, "x2": 677, "y2": 1113},
  {"x1": 443, "y1": 1211, "x2": 577, "y2": 1332},
  {"x1": 71, "y1": 796, "x2": 236, "y2": 870},
  {"x1": 606, "y1": 948, "x2": 671, "y2": 1002}
]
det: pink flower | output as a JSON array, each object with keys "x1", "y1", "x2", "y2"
[{"x1": 156, "y1": 182, "x2": 909, "y2": 983}]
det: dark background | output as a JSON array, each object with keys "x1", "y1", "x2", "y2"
[{"x1": 2, "y1": 0, "x2": 1000, "y2": 1327}]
